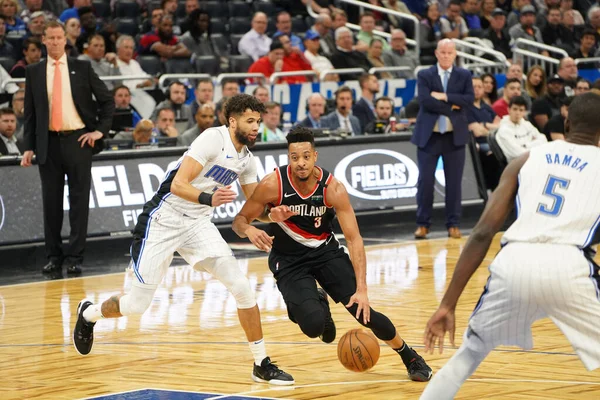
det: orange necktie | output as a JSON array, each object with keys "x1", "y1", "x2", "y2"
[{"x1": 50, "y1": 61, "x2": 62, "y2": 131}]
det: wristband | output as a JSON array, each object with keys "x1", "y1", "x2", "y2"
[{"x1": 198, "y1": 192, "x2": 213, "y2": 206}]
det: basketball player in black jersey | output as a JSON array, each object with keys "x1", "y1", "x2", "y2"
[{"x1": 232, "y1": 127, "x2": 433, "y2": 381}]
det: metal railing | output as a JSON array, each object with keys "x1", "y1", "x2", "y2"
[
  {"x1": 513, "y1": 38, "x2": 568, "y2": 76},
  {"x1": 270, "y1": 71, "x2": 318, "y2": 84},
  {"x1": 216, "y1": 73, "x2": 266, "y2": 85},
  {"x1": 1, "y1": 74, "x2": 153, "y2": 91},
  {"x1": 307, "y1": 0, "x2": 420, "y2": 55},
  {"x1": 157, "y1": 73, "x2": 211, "y2": 88},
  {"x1": 369, "y1": 66, "x2": 413, "y2": 77},
  {"x1": 320, "y1": 68, "x2": 366, "y2": 80},
  {"x1": 453, "y1": 38, "x2": 509, "y2": 69},
  {"x1": 456, "y1": 51, "x2": 508, "y2": 75},
  {"x1": 574, "y1": 57, "x2": 600, "y2": 67}
]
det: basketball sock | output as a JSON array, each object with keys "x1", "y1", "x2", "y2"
[
  {"x1": 420, "y1": 343, "x2": 489, "y2": 400},
  {"x1": 82, "y1": 303, "x2": 104, "y2": 323},
  {"x1": 249, "y1": 338, "x2": 268, "y2": 366},
  {"x1": 394, "y1": 343, "x2": 418, "y2": 367}
]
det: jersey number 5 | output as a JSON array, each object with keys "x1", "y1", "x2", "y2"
[
  {"x1": 314, "y1": 217, "x2": 322, "y2": 228},
  {"x1": 537, "y1": 175, "x2": 570, "y2": 217}
]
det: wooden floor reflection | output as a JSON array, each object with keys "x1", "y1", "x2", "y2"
[{"x1": 1, "y1": 235, "x2": 599, "y2": 399}]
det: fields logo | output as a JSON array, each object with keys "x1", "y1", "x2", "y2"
[{"x1": 334, "y1": 149, "x2": 419, "y2": 200}]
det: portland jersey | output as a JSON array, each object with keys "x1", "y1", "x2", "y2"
[
  {"x1": 147, "y1": 126, "x2": 257, "y2": 219},
  {"x1": 502, "y1": 140, "x2": 600, "y2": 250},
  {"x1": 270, "y1": 166, "x2": 336, "y2": 254}
]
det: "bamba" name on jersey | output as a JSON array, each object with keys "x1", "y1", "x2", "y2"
[
  {"x1": 289, "y1": 204, "x2": 327, "y2": 217},
  {"x1": 545, "y1": 153, "x2": 588, "y2": 172}
]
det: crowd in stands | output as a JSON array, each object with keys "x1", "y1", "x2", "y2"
[{"x1": 0, "y1": 0, "x2": 599, "y2": 190}]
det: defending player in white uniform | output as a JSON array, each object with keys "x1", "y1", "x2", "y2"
[
  {"x1": 421, "y1": 91, "x2": 600, "y2": 399},
  {"x1": 72, "y1": 94, "x2": 294, "y2": 385}
]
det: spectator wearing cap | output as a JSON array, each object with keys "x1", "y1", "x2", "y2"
[
  {"x1": 274, "y1": 11, "x2": 304, "y2": 52},
  {"x1": 530, "y1": 74, "x2": 565, "y2": 131},
  {"x1": 506, "y1": 0, "x2": 532, "y2": 29},
  {"x1": 440, "y1": 0, "x2": 469, "y2": 39},
  {"x1": 509, "y1": 5, "x2": 549, "y2": 55},
  {"x1": 575, "y1": 29, "x2": 597, "y2": 69},
  {"x1": 382, "y1": 29, "x2": 418, "y2": 79},
  {"x1": 556, "y1": 57, "x2": 578, "y2": 96},
  {"x1": 541, "y1": 5, "x2": 575, "y2": 54},
  {"x1": 238, "y1": 12, "x2": 272, "y2": 62},
  {"x1": 59, "y1": 0, "x2": 91, "y2": 22},
  {"x1": 483, "y1": 8, "x2": 512, "y2": 58},
  {"x1": 20, "y1": 0, "x2": 55, "y2": 24},
  {"x1": 248, "y1": 37, "x2": 285, "y2": 81},
  {"x1": 544, "y1": 96, "x2": 572, "y2": 141},
  {"x1": 303, "y1": 30, "x2": 335, "y2": 78},
  {"x1": 355, "y1": 12, "x2": 391, "y2": 52},
  {"x1": 330, "y1": 27, "x2": 372, "y2": 81}
]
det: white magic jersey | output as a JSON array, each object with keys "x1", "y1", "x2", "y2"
[
  {"x1": 502, "y1": 140, "x2": 600, "y2": 248},
  {"x1": 162, "y1": 126, "x2": 257, "y2": 218}
]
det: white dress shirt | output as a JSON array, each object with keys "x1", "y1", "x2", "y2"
[
  {"x1": 304, "y1": 50, "x2": 334, "y2": 74},
  {"x1": 46, "y1": 53, "x2": 85, "y2": 130},
  {"x1": 0, "y1": 133, "x2": 19, "y2": 154},
  {"x1": 433, "y1": 63, "x2": 454, "y2": 133},
  {"x1": 117, "y1": 58, "x2": 148, "y2": 90},
  {"x1": 238, "y1": 29, "x2": 272, "y2": 62},
  {"x1": 336, "y1": 110, "x2": 355, "y2": 135}
]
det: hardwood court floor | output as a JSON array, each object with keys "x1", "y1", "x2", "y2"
[{"x1": 1, "y1": 235, "x2": 599, "y2": 399}]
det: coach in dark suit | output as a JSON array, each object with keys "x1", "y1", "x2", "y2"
[
  {"x1": 412, "y1": 39, "x2": 474, "y2": 240},
  {"x1": 21, "y1": 21, "x2": 114, "y2": 275}
]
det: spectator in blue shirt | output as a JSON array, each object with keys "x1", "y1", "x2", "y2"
[
  {"x1": 59, "y1": 0, "x2": 91, "y2": 22},
  {"x1": 2, "y1": 0, "x2": 27, "y2": 37},
  {"x1": 274, "y1": 11, "x2": 304, "y2": 52}
]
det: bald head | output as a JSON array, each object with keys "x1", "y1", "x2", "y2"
[
  {"x1": 252, "y1": 12, "x2": 268, "y2": 34},
  {"x1": 435, "y1": 39, "x2": 457, "y2": 70},
  {"x1": 390, "y1": 29, "x2": 407, "y2": 51},
  {"x1": 307, "y1": 93, "x2": 326, "y2": 120}
]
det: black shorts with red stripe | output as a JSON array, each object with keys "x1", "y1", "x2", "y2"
[{"x1": 268, "y1": 236, "x2": 357, "y2": 306}]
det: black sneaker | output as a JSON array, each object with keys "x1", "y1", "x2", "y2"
[
  {"x1": 252, "y1": 357, "x2": 295, "y2": 385},
  {"x1": 73, "y1": 300, "x2": 96, "y2": 356},
  {"x1": 317, "y1": 288, "x2": 336, "y2": 344},
  {"x1": 407, "y1": 350, "x2": 433, "y2": 382}
]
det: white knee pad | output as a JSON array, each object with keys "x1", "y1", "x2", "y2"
[
  {"x1": 119, "y1": 281, "x2": 157, "y2": 316},
  {"x1": 202, "y1": 256, "x2": 256, "y2": 309}
]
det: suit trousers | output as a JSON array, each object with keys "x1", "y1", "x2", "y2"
[
  {"x1": 38, "y1": 130, "x2": 92, "y2": 265},
  {"x1": 416, "y1": 132, "x2": 466, "y2": 228}
]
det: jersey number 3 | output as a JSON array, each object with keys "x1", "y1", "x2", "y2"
[
  {"x1": 314, "y1": 217, "x2": 322, "y2": 228},
  {"x1": 537, "y1": 175, "x2": 570, "y2": 217}
]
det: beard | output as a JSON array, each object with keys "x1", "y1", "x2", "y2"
[{"x1": 235, "y1": 127, "x2": 256, "y2": 147}]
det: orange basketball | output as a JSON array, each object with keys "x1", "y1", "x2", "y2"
[{"x1": 337, "y1": 328, "x2": 380, "y2": 372}]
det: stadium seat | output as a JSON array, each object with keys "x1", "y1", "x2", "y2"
[
  {"x1": 253, "y1": 1, "x2": 277, "y2": 17},
  {"x1": 487, "y1": 129, "x2": 508, "y2": 168},
  {"x1": 175, "y1": 1, "x2": 187, "y2": 18},
  {"x1": 291, "y1": 16, "x2": 307, "y2": 34},
  {"x1": 202, "y1": 1, "x2": 229, "y2": 19},
  {"x1": 266, "y1": 19, "x2": 277, "y2": 35},
  {"x1": 228, "y1": 17, "x2": 251, "y2": 35},
  {"x1": 0, "y1": 56, "x2": 15, "y2": 73},
  {"x1": 147, "y1": 0, "x2": 161, "y2": 14},
  {"x1": 165, "y1": 58, "x2": 194, "y2": 74},
  {"x1": 92, "y1": 0, "x2": 110, "y2": 19},
  {"x1": 229, "y1": 34, "x2": 244, "y2": 56},
  {"x1": 228, "y1": 54, "x2": 253, "y2": 73},
  {"x1": 210, "y1": 18, "x2": 228, "y2": 35},
  {"x1": 228, "y1": 1, "x2": 252, "y2": 18},
  {"x1": 210, "y1": 34, "x2": 230, "y2": 56},
  {"x1": 137, "y1": 55, "x2": 163, "y2": 76},
  {"x1": 115, "y1": 18, "x2": 139, "y2": 36},
  {"x1": 194, "y1": 55, "x2": 220, "y2": 76},
  {"x1": 115, "y1": 0, "x2": 140, "y2": 18}
]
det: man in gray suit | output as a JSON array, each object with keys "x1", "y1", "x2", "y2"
[
  {"x1": 177, "y1": 103, "x2": 215, "y2": 146},
  {"x1": 320, "y1": 86, "x2": 362, "y2": 135}
]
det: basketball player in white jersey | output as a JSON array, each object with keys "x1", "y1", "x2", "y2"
[
  {"x1": 72, "y1": 94, "x2": 294, "y2": 385},
  {"x1": 420, "y1": 91, "x2": 600, "y2": 399}
]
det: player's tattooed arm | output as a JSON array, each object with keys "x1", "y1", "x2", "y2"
[{"x1": 101, "y1": 295, "x2": 123, "y2": 318}]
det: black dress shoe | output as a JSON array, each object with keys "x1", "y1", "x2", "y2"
[
  {"x1": 42, "y1": 262, "x2": 61, "y2": 273},
  {"x1": 66, "y1": 264, "x2": 82, "y2": 274}
]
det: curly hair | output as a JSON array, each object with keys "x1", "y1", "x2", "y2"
[{"x1": 223, "y1": 94, "x2": 265, "y2": 126}]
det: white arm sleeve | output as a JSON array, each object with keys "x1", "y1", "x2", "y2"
[
  {"x1": 239, "y1": 154, "x2": 258, "y2": 185},
  {"x1": 186, "y1": 128, "x2": 223, "y2": 166}
]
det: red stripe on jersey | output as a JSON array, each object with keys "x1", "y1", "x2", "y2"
[
  {"x1": 283, "y1": 219, "x2": 330, "y2": 240},
  {"x1": 323, "y1": 173, "x2": 334, "y2": 208},
  {"x1": 287, "y1": 165, "x2": 323, "y2": 199},
  {"x1": 274, "y1": 167, "x2": 283, "y2": 206}
]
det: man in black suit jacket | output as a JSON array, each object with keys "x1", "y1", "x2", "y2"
[
  {"x1": 352, "y1": 73, "x2": 379, "y2": 133},
  {"x1": 330, "y1": 27, "x2": 372, "y2": 80},
  {"x1": 21, "y1": 21, "x2": 114, "y2": 275},
  {"x1": 0, "y1": 108, "x2": 25, "y2": 155}
]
